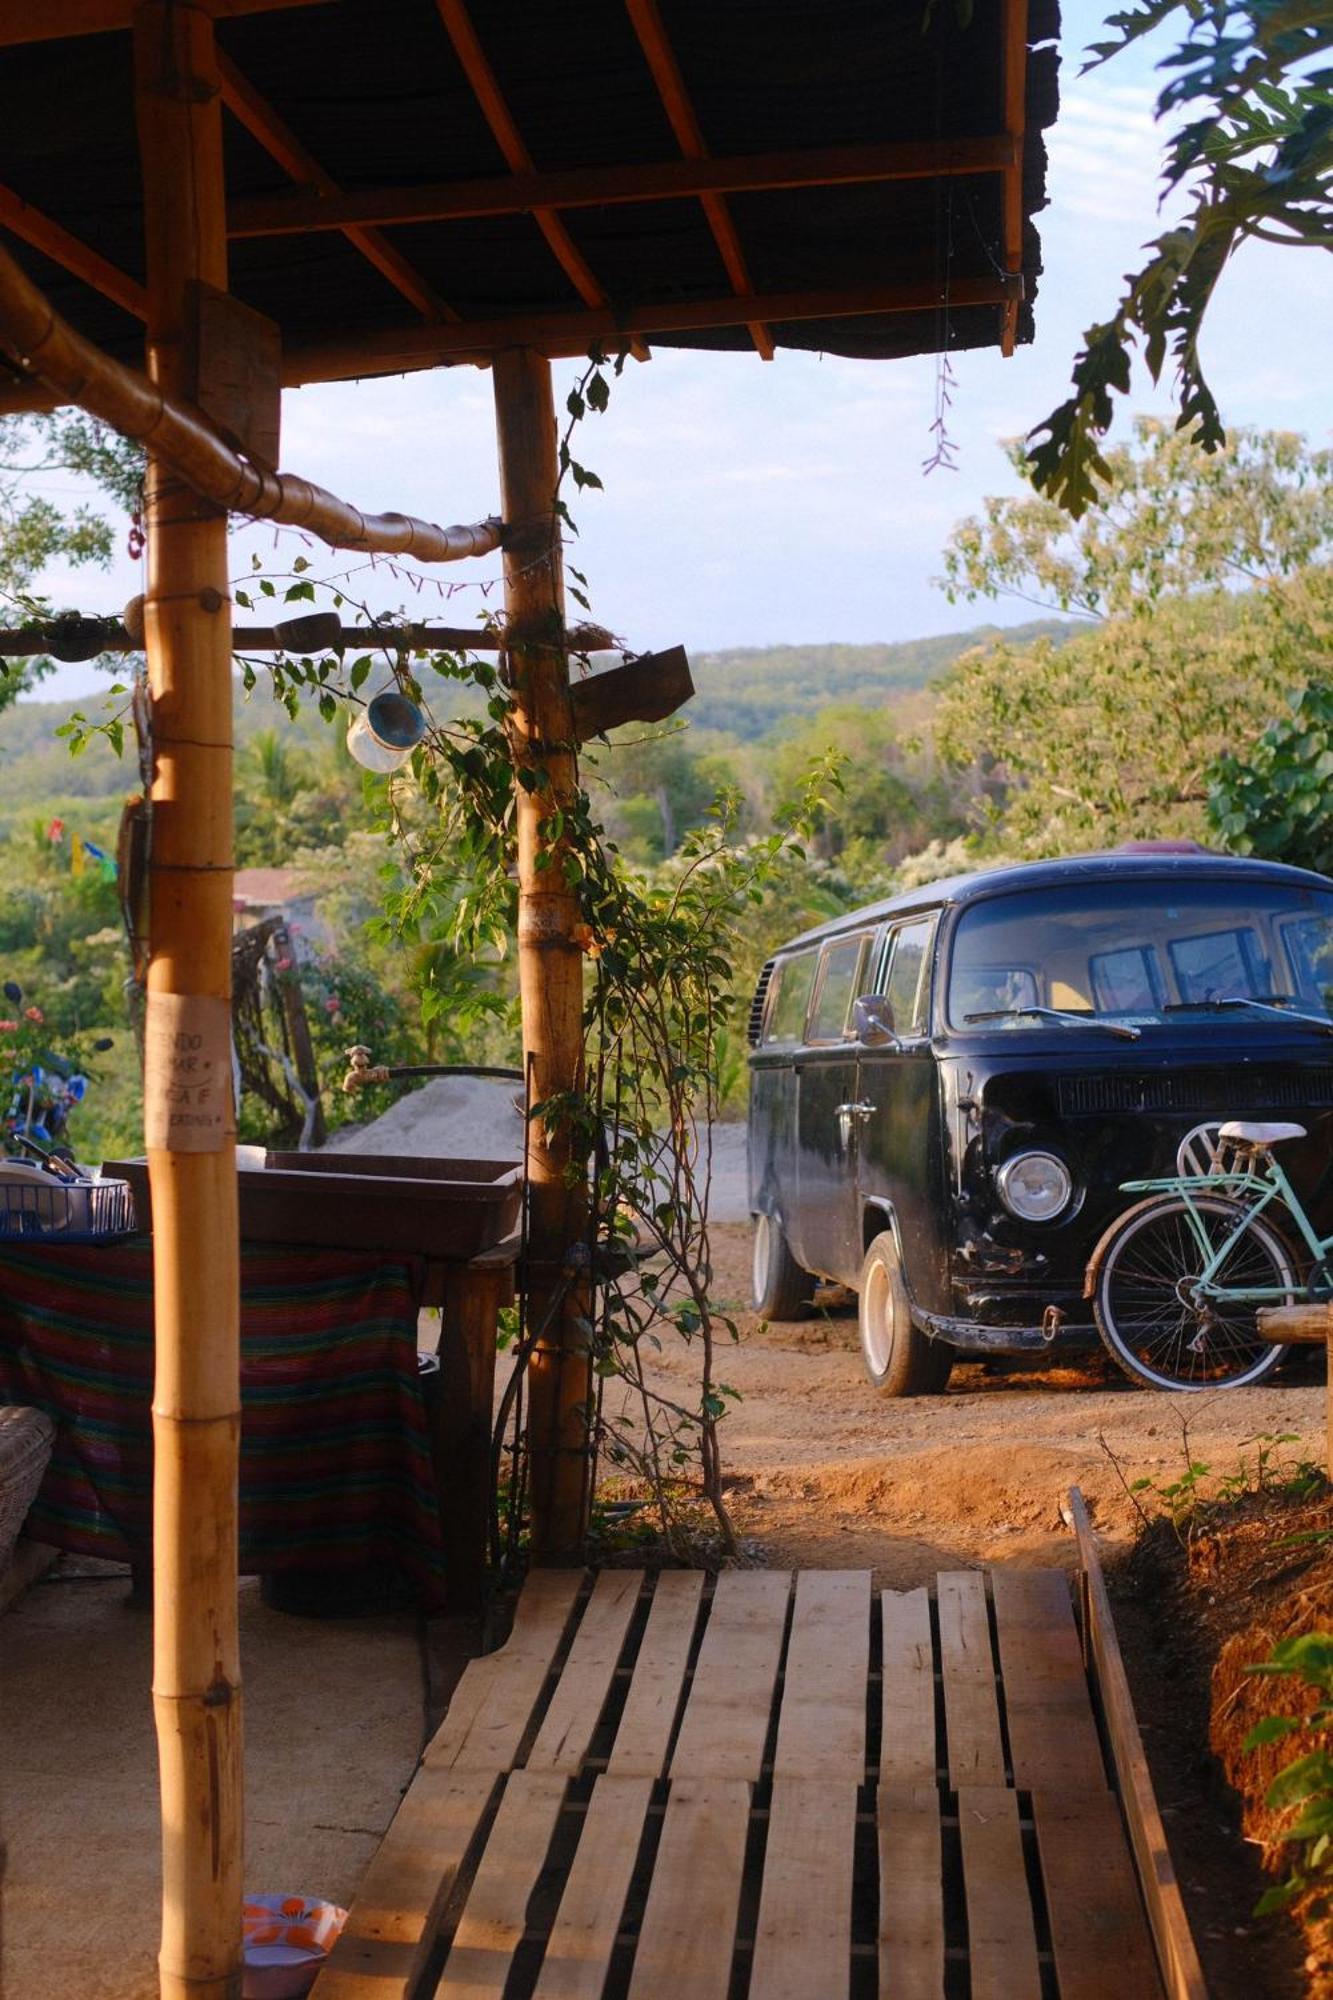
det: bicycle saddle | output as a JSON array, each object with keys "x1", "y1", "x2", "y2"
[{"x1": 1217, "y1": 1120, "x2": 1306, "y2": 1147}]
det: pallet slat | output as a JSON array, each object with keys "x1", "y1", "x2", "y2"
[
  {"x1": 530, "y1": 1775, "x2": 654, "y2": 2000},
  {"x1": 668, "y1": 1570, "x2": 790, "y2": 1781},
  {"x1": 309, "y1": 1771, "x2": 498, "y2": 2000},
  {"x1": 936, "y1": 1571, "x2": 1006, "y2": 1788},
  {"x1": 881, "y1": 1587, "x2": 937, "y2": 1785},
  {"x1": 425, "y1": 1570, "x2": 584, "y2": 1774},
  {"x1": 527, "y1": 1570, "x2": 644, "y2": 1775},
  {"x1": 773, "y1": 1570, "x2": 870, "y2": 1779},
  {"x1": 991, "y1": 1567, "x2": 1108, "y2": 1793},
  {"x1": 435, "y1": 1772, "x2": 567, "y2": 1997},
  {"x1": 606, "y1": 1570, "x2": 705, "y2": 1779},
  {"x1": 750, "y1": 1779, "x2": 857, "y2": 2000},
  {"x1": 877, "y1": 1785, "x2": 944, "y2": 2000},
  {"x1": 1034, "y1": 1790, "x2": 1165, "y2": 2000},
  {"x1": 626, "y1": 1778, "x2": 751, "y2": 2000},
  {"x1": 956, "y1": 1787, "x2": 1042, "y2": 2000}
]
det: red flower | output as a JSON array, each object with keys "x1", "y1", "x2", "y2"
[
  {"x1": 0, "y1": 1020, "x2": 16, "y2": 1032},
  {"x1": 324, "y1": 996, "x2": 341, "y2": 1014},
  {"x1": 24, "y1": 1006, "x2": 43, "y2": 1023}
]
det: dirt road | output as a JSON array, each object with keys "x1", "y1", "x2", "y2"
[{"x1": 623, "y1": 1221, "x2": 1329, "y2": 1579}]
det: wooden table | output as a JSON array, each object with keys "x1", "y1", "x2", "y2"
[{"x1": 313, "y1": 1550, "x2": 1201, "y2": 1999}]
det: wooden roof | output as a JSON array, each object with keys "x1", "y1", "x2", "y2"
[{"x1": 0, "y1": 0, "x2": 1058, "y2": 386}]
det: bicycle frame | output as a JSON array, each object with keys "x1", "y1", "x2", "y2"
[{"x1": 1118, "y1": 1155, "x2": 1327, "y2": 1304}]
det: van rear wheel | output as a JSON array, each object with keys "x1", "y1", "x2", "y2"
[
  {"x1": 859, "y1": 1231, "x2": 952, "y2": 1397},
  {"x1": 751, "y1": 1211, "x2": 815, "y2": 1320}
]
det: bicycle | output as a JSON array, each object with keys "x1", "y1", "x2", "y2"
[{"x1": 1088, "y1": 1119, "x2": 1325, "y2": 1391}]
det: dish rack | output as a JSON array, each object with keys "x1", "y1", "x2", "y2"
[{"x1": 0, "y1": 1170, "x2": 136, "y2": 1242}]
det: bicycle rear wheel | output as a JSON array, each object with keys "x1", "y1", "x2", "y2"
[{"x1": 1094, "y1": 1193, "x2": 1293, "y2": 1390}]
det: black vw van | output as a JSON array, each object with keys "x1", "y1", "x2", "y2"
[{"x1": 746, "y1": 846, "x2": 1333, "y2": 1393}]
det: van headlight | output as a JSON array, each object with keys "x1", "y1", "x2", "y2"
[{"x1": 996, "y1": 1151, "x2": 1073, "y2": 1222}]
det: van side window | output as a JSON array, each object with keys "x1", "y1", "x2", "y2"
[
  {"x1": 807, "y1": 935, "x2": 868, "y2": 1042},
  {"x1": 883, "y1": 916, "x2": 937, "y2": 1036},
  {"x1": 764, "y1": 949, "x2": 819, "y2": 1044}
]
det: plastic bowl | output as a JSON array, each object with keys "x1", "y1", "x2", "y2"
[{"x1": 242, "y1": 1896, "x2": 347, "y2": 2000}]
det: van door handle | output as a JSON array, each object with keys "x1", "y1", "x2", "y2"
[{"x1": 836, "y1": 1102, "x2": 875, "y2": 1118}]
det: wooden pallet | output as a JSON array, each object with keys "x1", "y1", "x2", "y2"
[{"x1": 312, "y1": 1562, "x2": 1193, "y2": 2000}]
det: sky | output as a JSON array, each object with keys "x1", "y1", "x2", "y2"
[{"x1": 21, "y1": 0, "x2": 1333, "y2": 704}]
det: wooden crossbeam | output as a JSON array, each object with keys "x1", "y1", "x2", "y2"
[
  {"x1": 0, "y1": 0, "x2": 327, "y2": 43},
  {"x1": 216, "y1": 52, "x2": 457, "y2": 325},
  {"x1": 0, "y1": 183, "x2": 147, "y2": 320},
  {"x1": 286, "y1": 271, "x2": 1017, "y2": 383},
  {"x1": 624, "y1": 0, "x2": 772, "y2": 360},
  {"x1": 1001, "y1": 0, "x2": 1029, "y2": 356},
  {"x1": 434, "y1": 0, "x2": 649, "y2": 361},
  {"x1": 228, "y1": 134, "x2": 1017, "y2": 239}
]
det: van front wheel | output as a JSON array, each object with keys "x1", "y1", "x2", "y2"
[
  {"x1": 859, "y1": 1231, "x2": 952, "y2": 1397},
  {"x1": 751, "y1": 1211, "x2": 815, "y2": 1320}
]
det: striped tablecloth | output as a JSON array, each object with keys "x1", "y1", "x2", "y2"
[{"x1": 0, "y1": 1237, "x2": 447, "y2": 1606}]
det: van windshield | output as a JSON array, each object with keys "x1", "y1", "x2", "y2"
[{"x1": 945, "y1": 878, "x2": 1333, "y2": 1031}]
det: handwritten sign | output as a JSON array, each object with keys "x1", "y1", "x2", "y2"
[{"x1": 144, "y1": 992, "x2": 232, "y2": 1153}]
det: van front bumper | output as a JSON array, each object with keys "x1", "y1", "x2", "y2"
[{"x1": 913, "y1": 1308, "x2": 1100, "y2": 1356}]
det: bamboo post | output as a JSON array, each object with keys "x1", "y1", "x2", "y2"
[
  {"x1": 492, "y1": 347, "x2": 591, "y2": 1559},
  {"x1": 134, "y1": 5, "x2": 244, "y2": 1995}
]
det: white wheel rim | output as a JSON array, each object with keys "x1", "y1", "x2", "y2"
[
  {"x1": 752, "y1": 1215, "x2": 771, "y2": 1304},
  {"x1": 862, "y1": 1256, "x2": 893, "y2": 1374}
]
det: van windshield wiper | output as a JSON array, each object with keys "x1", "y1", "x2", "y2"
[
  {"x1": 1163, "y1": 995, "x2": 1333, "y2": 1036},
  {"x1": 963, "y1": 1005, "x2": 1141, "y2": 1041}
]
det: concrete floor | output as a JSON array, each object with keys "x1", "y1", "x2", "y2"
[{"x1": 0, "y1": 1557, "x2": 425, "y2": 2000}]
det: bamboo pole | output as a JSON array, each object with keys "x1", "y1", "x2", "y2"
[
  {"x1": 492, "y1": 347, "x2": 591, "y2": 1559},
  {"x1": 0, "y1": 237, "x2": 500, "y2": 562},
  {"x1": 134, "y1": 5, "x2": 243, "y2": 1995}
]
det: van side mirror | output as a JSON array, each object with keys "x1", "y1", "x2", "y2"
[{"x1": 853, "y1": 994, "x2": 902, "y2": 1049}]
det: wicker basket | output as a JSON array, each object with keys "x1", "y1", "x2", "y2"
[{"x1": 0, "y1": 1405, "x2": 55, "y2": 1572}]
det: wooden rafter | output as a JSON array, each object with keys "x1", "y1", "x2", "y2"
[
  {"x1": 1001, "y1": 0, "x2": 1029, "y2": 357},
  {"x1": 0, "y1": 0, "x2": 327, "y2": 44},
  {"x1": 625, "y1": 0, "x2": 771, "y2": 359},
  {"x1": 216, "y1": 53, "x2": 457, "y2": 324},
  {"x1": 0, "y1": 183, "x2": 147, "y2": 320},
  {"x1": 285, "y1": 272, "x2": 1018, "y2": 384},
  {"x1": 228, "y1": 134, "x2": 1018, "y2": 239},
  {"x1": 434, "y1": 0, "x2": 650, "y2": 362}
]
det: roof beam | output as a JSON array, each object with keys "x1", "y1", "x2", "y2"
[
  {"x1": 624, "y1": 0, "x2": 771, "y2": 360},
  {"x1": 285, "y1": 273, "x2": 1019, "y2": 384},
  {"x1": 433, "y1": 0, "x2": 650, "y2": 362},
  {"x1": 1001, "y1": 0, "x2": 1029, "y2": 357},
  {"x1": 216, "y1": 52, "x2": 457, "y2": 324},
  {"x1": 228, "y1": 134, "x2": 1016, "y2": 239},
  {"x1": 0, "y1": 0, "x2": 328, "y2": 44},
  {"x1": 0, "y1": 183, "x2": 147, "y2": 319}
]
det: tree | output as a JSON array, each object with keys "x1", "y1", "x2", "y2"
[
  {"x1": 936, "y1": 424, "x2": 1333, "y2": 855},
  {"x1": 1209, "y1": 680, "x2": 1333, "y2": 872},
  {"x1": 1029, "y1": 0, "x2": 1333, "y2": 515}
]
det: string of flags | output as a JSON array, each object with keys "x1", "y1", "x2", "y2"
[{"x1": 45, "y1": 818, "x2": 118, "y2": 883}]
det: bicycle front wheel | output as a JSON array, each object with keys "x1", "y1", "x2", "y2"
[{"x1": 1094, "y1": 1193, "x2": 1293, "y2": 1391}]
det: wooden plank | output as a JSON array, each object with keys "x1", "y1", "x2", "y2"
[
  {"x1": 626, "y1": 1779, "x2": 750, "y2": 2000},
  {"x1": 877, "y1": 1786, "x2": 944, "y2": 2000},
  {"x1": 669, "y1": 1570, "x2": 790, "y2": 1781},
  {"x1": 936, "y1": 1572, "x2": 1006, "y2": 1788},
  {"x1": 1033, "y1": 1790, "x2": 1165, "y2": 2000},
  {"x1": 881, "y1": 1587, "x2": 938, "y2": 1785},
  {"x1": 435, "y1": 1771, "x2": 568, "y2": 1998},
  {"x1": 309, "y1": 1770, "x2": 497, "y2": 2000},
  {"x1": 956, "y1": 1787, "x2": 1042, "y2": 2000},
  {"x1": 0, "y1": 0, "x2": 326, "y2": 43},
  {"x1": 1257, "y1": 1302, "x2": 1327, "y2": 1341},
  {"x1": 531, "y1": 1775, "x2": 653, "y2": 2000},
  {"x1": 607, "y1": 1570, "x2": 704, "y2": 1778},
  {"x1": 750, "y1": 1779, "x2": 857, "y2": 2000},
  {"x1": 990, "y1": 1567, "x2": 1108, "y2": 1792},
  {"x1": 527, "y1": 1570, "x2": 644, "y2": 1775},
  {"x1": 772, "y1": 1570, "x2": 870, "y2": 1779},
  {"x1": 1069, "y1": 1489, "x2": 1208, "y2": 2000},
  {"x1": 425, "y1": 1569, "x2": 584, "y2": 1773}
]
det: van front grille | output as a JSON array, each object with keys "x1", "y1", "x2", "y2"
[
  {"x1": 747, "y1": 961, "x2": 776, "y2": 1048},
  {"x1": 1058, "y1": 1067, "x2": 1333, "y2": 1117}
]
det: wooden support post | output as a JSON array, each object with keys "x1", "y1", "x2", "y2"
[
  {"x1": 433, "y1": 1243, "x2": 515, "y2": 1612},
  {"x1": 492, "y1": 347, "x2": 591, "y2": 1561},
  {"x1": 1255, "y1": 1301, "x2": 1333, "y2": 1484},
  {"x1": 134, "y1": 5, "x2": 243, "y2": 1995}
]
